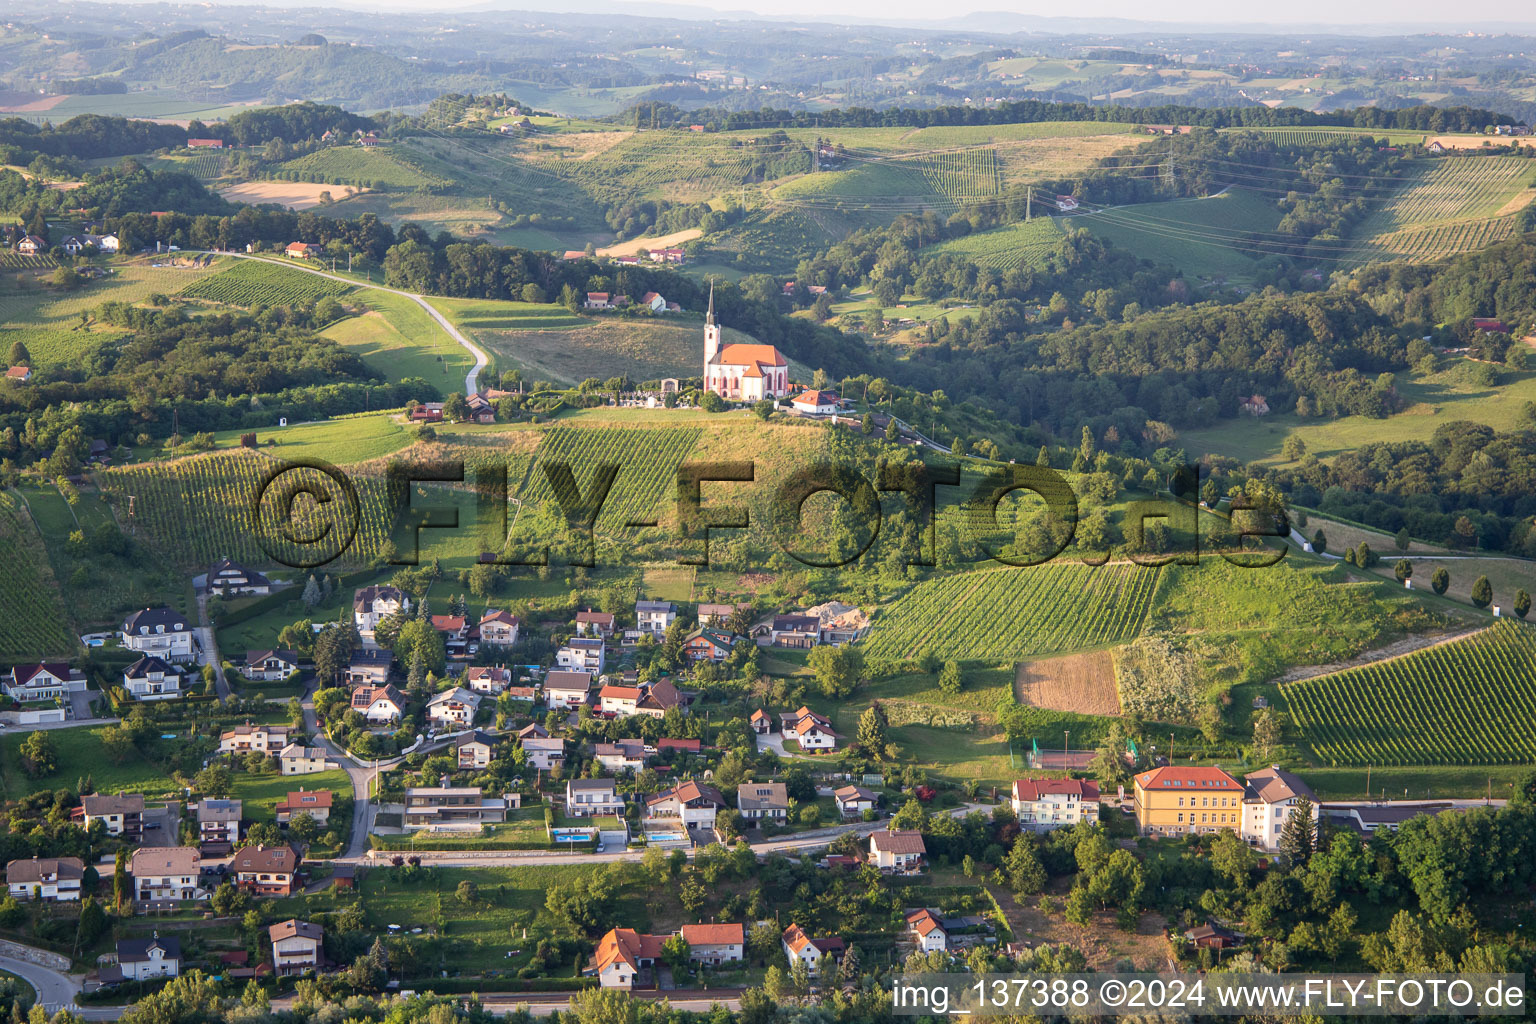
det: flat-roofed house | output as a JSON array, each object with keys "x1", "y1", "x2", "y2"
[
  {"x1": 219, "y1": 724, "x2": 289, "y2": 754},
  {"x1": 770, "y1": 614, "x2": 820, "y2": 649},
  {"x1": 403, "y1": 787, "x2": 508, "y2": 829},
  {"x1": 567, "y1": 778, "x2": 625, "y2": 817}
]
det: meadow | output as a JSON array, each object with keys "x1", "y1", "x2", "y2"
[
  {"x1": 1283, "y1": 620, "x2": 1536, "y2": 765},
  {"x1": 0, "y1": 724, "x2": 189, "y2": 801},
  {"x1": 180, "y1": 258, "x2": 354, "y2": 307},
  {"x1": 0, "y1": 491, "x2": 76, "y2": 658},
  {"x1": 276, "y1": 147, "x2": 448, "y2": 190},
  {"x1": 467, "y1": 316, "x2": 736, "y2": 386},
  {"x1": 325, "y1": 290, "x2": 477, "y2": 386},
  {"x1": 1075, "y1": 187, "x2": 1283, "y2": 281}
]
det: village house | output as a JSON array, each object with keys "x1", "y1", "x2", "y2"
[
  {"x1": 590, "y1": 927, "x2": 665, "y2": 989},
  {"x1": 781, "y1": 707, "x2": 838, "y2": 752},
  {"x1": 276, "y1": 790, "x2": 332, "y2": 826},
  {"x1": 344, "y1": 649, "x2": 394, "y2": 686},
  {"x1": 4, "y1": 663, "x2": 87, "y2": 702},
  {"x1": 456, "y1": 730, "x2": 498, "y2": 769},
  {"x1": 112, "y1": 936, "x2": 182, "y2": 982},
  {"x1": 219, "y1": 724, "x2": 289, "y2": 755},
  {"x1": 556, "y1": 637, "x2": 606, "y2": 674},
  {"x1": 1240, "y1": 765, "x2": 1319, "y2": 851},
  {"x1": 1186, "y1": 922, "x2": 1241, "y2": 949},
  {"x1": 869, "y1": 829, "x2": 926, "y2": 873},
  {"x1": 680, "y1": 923, "x2": 746, "y2": 965},
  {"x1": 403, "y1": 787, "x2": 508, "y2": 829},
  {"x1": 683, "y1": 627, "x2": 736, "y2": 662},
  {"x1": 4, "y1": 365, "x2": 31, "y2": 383},
  {"x1": 575, "y1": 610, "x2": 617, "y2": 637},
  {"x1": 544, "y1": 670, "x2": 593, "y2": 709},
  {"x1": 61, "y1": 234, "x2": 120, "y2": 255},
  {"x1": 834, "y1": 785, "x2": 879, "y2": 819},
  {"x1": 636, "y1": 678, "x2": 686, "y2": 718},
  {"x1": 207, "y1": 557, "x2": 270, "y2": 597},
  {"x1": 503, "y1": 684, "x2": 537, "y2": 703},
  {"x1": 1011, "y1": 777, "x2": 1101, "y2": 832},
  {"x1": 430, "y1": 615, "x2": 470, "y2": 642},
  {"x1": 82, "y1": 793, "x2": 144, "y2": 839},
  {"x1": 1133, "y1": 765, "x2": 1244, "y2": 838},
  {"x1": 350, "y1": 683, "x2": 406, "y2": 724},
  {"x1": 122, "y1": 607, "x2": 194, "y2": 661},
  {"x1": 789, "y1": 390, "x2": 841, "y2": 415},
  {"x1": 782, "y1": 923, "x2": 842, "y2": 975},
  {"x1": 635, "y1": 599, "x2": 677, "y2": 634},
  {"x1": 6, "y1": 857, "x2": 84, "y2": 901},
  {"x1": 410, "y1": 402, "x2": 444, "y2": 423},
  {"x1": 14, "y1": 235, "x2": 44, "y2": 255},
  {"x1": 646, "y1": 780, "x2": 726, "y2": 831},
  {"x1": 479, "y1": 609, "x2": 520, "y2": 646},
  {"x1": 750, "y1": 709, "x2": 773, "y2": 735},
  {"x1": 353, "y1": 586, "x2": 409, "y2": 639},
  {"x1": 594, "y1": 739, "x2": 648, "y2": 773},
  {"x1": 584, "y1": 292, "x2": 612, "y2": 309},
  {"x1": 269, "y1": 919, "x2": 325, "y2": 975},
  {"x1": 464, "y1": 665, "x2": 512, "y2": 695},
  {"x1": 640, "y1": 291, "x2": 667, "y2": 313},
  {"x1": 244, "y1": 649, "x2": 299, "y2": 683},
  {"x1": 123, "y1": 655, "x2": 184, "y2": 700},
  {"x1": 736, "y1": 782, "x2": 789, "y2": 825},
  {"x1": 232, "y1": 843, "x2": 302, "y2": 896},
  {"x1": 770, "y1": 614, "x2": 820, "y2": 649},
  {"x1": 906, "y1": 909, "x2": 949, "y2": 952},
  {"x1": 696, "y1": 603, "x2": 737, "y2": 627},
  {"x1": 285, "y1": 241, "x2": 319, "y2": 259},
  {"x1": 426, "y1": 687, "x2": 482, "y2": 729},
  {"x1": 521, "y1": 736, "x2": 565, "y2": 770},
  {"x1": 806, "y1": 601, "x2": 870, "y2": 645},
  {"x1": 702, "y1": 286, "x2": 790, "y2": 401},
  {"x1": 657, "y1": 737, "x2": 701, "y2": 756},
  {"x1": 187, "y1": 137, "x2": 224, "y2": 148},
  {"x1": 567, "y1": 778, "x2": 626, "y2": 817},
  {"x1": 195, "y1": 799, "x2": 242, "y2": 851},
  {"x1": 279, "y1": 743, "x2": 333, "y2": 776},
  {"x1": 131, "y1": 847, "x2": 203, "y2": 902}
]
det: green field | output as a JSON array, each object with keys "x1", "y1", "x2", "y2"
[
  {"x1": 277, "y1": 147, "x2": 448, "y2": 190},
  {"x1": 922, "y1": 217, "x2": 1067, "y2": 270},
  {"x1": 180, "y1": 258, "x2": 354, "y2": 307},
  {"x1": 325, "y1": 290, "x2": 476, "y2": 387},
  {"x1": 1283, "y1": 620, "x2": 1536, "y2": 766},
  {"x1": 207, "y1": 415, "x2": 415, "y2": 465},
  {"x1": 1351, "y1": 156, "x2": 1536, "y2": 263},
  {"x1": 1075, "y1": 187, "x2": 1284, "y2": 280},
  {"x1": 0, "y1": 491, "x2": 76, "y2": 658},
  {"x1": 232, "y1": 768, "x2": 353, "y2": 823},
  {"x1": 0, "y1": 724, "x2": 188, "y2": 800},
  {"x1": 466, "y1": 316, "x2": 743, "y2": 386},
  {"x1": 432, "y1": 297, "x2": 587, "y2": 332},
  {"x1": 862, "y1": 562, "x2": 1163, "y2": 663}
]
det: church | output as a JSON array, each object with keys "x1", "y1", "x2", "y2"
[{"x1": 702, "y1": 284, "x2": 790, "y2": 402}]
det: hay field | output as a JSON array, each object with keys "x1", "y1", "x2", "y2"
[
  {"x1": 220, "y1": 180, "x2": 369, "y2": 210},
  {"x1": 1015, "y1": 650, "x2": 1122, "y2": 716}
]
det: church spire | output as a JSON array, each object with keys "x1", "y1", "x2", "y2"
[{"x1": 706, "y1": 279, "x2": 715, "y2": 326}]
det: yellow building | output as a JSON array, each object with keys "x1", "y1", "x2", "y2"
[{"x1": 1133, "y1": 766, "x2": 1244, "y2": 837}]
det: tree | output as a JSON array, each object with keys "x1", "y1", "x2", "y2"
[
  {"x1": 752, "y1": 400, "x2": 774, "y2": 421},
  {"x1": 1471, "y1": 575, "x2": 1493, "y2": 608},
  {"x1": 856, "y1": 703, "x2": 888, "y2": 753},
  {"x1": 938, "y1": 660, "x2": 963, "y2": 696},
  {"x1": 839, "y1": 943, "x2": 862, "y2": 981},
  {"x1": 302, "y1": 574, "x2": 322, "y2": 608},
  {"x1": 210, "y1": 881, "x2": 248, "y2": 916},
  {"x1": 7, "y1": 340, "x2": 30, "y2": 367},
  {"x1": 1279, "y1": 797, "x2": 1318, "y2": 866},
  {"x1": 1281, "y1": 435, "x2": 1306, "y2": 461},
  {"x1": 442, "y1": 392, "x2": 470, "y2": 422},
  {"x1": 1005, "y1": 838, "x2": 1047, "y2": 896},
  {"x1": 678, "y1": 875, "x2": 707, "y2": 915},
  {"x1": 1432, "y1": 567, "x2": 1450, "y2": 595},
  {"x1": 1516, "y1": 589, "x2": 1531, "y2": 619},
  {"x1": 18, "y1": 731, "x2": 56, "y2": 776},
  {"x1": 1395, "y1": 559, "x2": 1413, "y2": 583},
  {"x1": 194, "y1": 764, "x2": 232, "y2": 797},
  {"x1": 885, "y1": 418, "x2": 900, "y2": 442},
  {"x1": 456, "y1": 879, "x2": 479, "y2": 905},
  {"x1": 1252, "y1": 707, "x2": 1282, "y2": 760},
  {"x1": 700, "y1": 391, "x2": 726, "y2": 413},
  {"x1": 1079, "y1": 425, "x2": 1096, "y2": 461},
  {"x1": 807, "y1": 644, "x2": 863, "y2": 698},
  {"x1": 1311, "y1": 529, "x2": 1327, "y2": 554},
  {"x1": 1395, "y1": 528, "x2": 1412, "y2": 552}
]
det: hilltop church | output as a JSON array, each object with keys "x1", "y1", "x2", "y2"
[{"x1": 702, "y1": 284, "x2": 790, "y2": 402}]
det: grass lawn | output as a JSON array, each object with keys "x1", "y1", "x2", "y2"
[
  {"x1": 190, "y1": 415, "x2": 415, "y2": 466},
  {"x1": 231, "y1": 768, "x2": 353, "y2": 822},
  {"x1": 0, "y1": 725, "x2": 186, "y2": 801},
  {"x1": 1301, "y1": 764, "x2": 1533, "y2": 801}
]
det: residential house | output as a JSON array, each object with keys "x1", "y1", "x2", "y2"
[
  {"x1": 834, "y1": 785, "x2": 878, "y2": 819},
  {"x1": 431, "y1": 615, "x2": 469, "y2": 642},
  {"x1": 789, "y1": 390, "x2": 841, "y2": 415},
  {"x1": 243, "y1": 649, "x2": 298, "y2": 682},
  {"x1": 402, "y1": 787, "x2": 508, "y2": 829},
  {"x1": 544, "y1": 670, "x2": 593, "y2": 708},
  {"x1": 456, "y1": 730, "x2": 498, "y2": 769},
  {"x1": 517, "y1": 722, "x2": 549, "y2": 741},
  {"x1": 597, "y1": 684, "x2": 643, "y2": 716},
  {"x1": 478, "y1": 609, "x2": 520, "y2": 646},
  {"x1": 682, "y1": 628, "x2": 735, "y2": 662},
  {"x1": 5, "y1": 663, "x2": 87, "y2": 702},
  {"x1": 1186, "y1": 922, "x2": 1241, "y2": 950},
  {"x1": 679, "y1": 923, "x2": 745, "y2": 965},
  {"x1": 646, "y1": 781, "x2": 726, "y2": 830},
  {"x1": 640, "y1": 291, "x2": 667, "y2": 313},
  {"x1": 122, "y1": 607, "x2": 194, "y2": 661},
  {"x1": 410, "y1": 402, "x2": 444, "y2": 423},
  {"x1": 593, "y1": 739, "x2": 647, "y2": 773},
  {"x1": 503, "y1": 684, "x2": 537, "y2": 703},
  {"x1": 1010, "y1": 778, "x2": 1101, "y2": 832},
  {"x1": 131, "y1": 847, "x2": 203, "y2": 901},
  {"x1": 276, "y1": 790, "x2": 332, "y2": 826},
  {"x1": 781, "y1": 707, "x2": 838, "y2": 752},
  {"x1": 123, "y1": 655, "x2": 183, "y2": 700},
  {"x1": 567, "y1": 778, "x2": 626, "y2": 817},
  {"x1": 426, "y1": 687, "x2": 481, "y2": 729},
  {"x1": 350, "y1": 683, "x2": 406, "y2": 724},
  {"x1": 344, "y1": 649, "x2": 393, "y2": 687},
  {"x1": 869, "y1": 830, "x2": 926, "y2": 873},
  {"x1": 269, "y1": 920, "x2": 324, "y2": 975},
  {"x1": 521, "y1": 736, "x2": 566, "y2": 770},
  {"x1": 1241, "y1": 766, "x2": 1319, "y2": 851},
  {"x1": 4, "y1": 366, "x2": 31, "y2": 383},
  {"x1": 590, "y1": 927, "x2": 665, "y2": 989},
  {"x1": 219, "y1": 724, "x2": 289, "y2": 755},
  {"x1": 232, "y1": 843, "x2": 302, "y2": 896},
  {"x1": 557, "y1": 637, "x2": 606, "y2": 674},
  {"x1": 806, "y1": 601, "x2": 870, "y2": 645},
  {"x1": 115, "y1": 936, "x2": 182, "y2": 981},
  {"x1": 770, "y1": 614, "x2": 820, "y2": 649},
  {"x1": 82, "y1": 793, "x2": 144, "y2": 839},
  {"x1": 6, "y1": 857, "x2": 84, "y2": 901},
  {"x1": 464, "y1": 665, "x2": 512, "y2": 695},
  {"x1": 353, "y1": 586, "x2": 408, "y2": 639},
  {"x1": 750, "y1": 709, "x2": 773, "y2": 735},
  {"x1": 657, "y1": 738, "x2": 701, "y2": 755},
  {"x1": 285, "y1": 242, "x2": 319, "y2": 258},
  {"x1": 279, "y1": 743, "x2": 333, "y2": 776},
  {"x1": 736, "y1": 782, "x2": 789, "y2": 825},
  {"x1": 187, "y1": 138, "x2": 224, "y2": 148},
  {"x1": 584, "y1": 292, "x2": 612, "y2": 310},
  {"x1": 635, "y1": 679, "x2": 685, "y2": 719},
  {"x1": 195, "y1": 800, "x2": 242, "y2": 850},
  {"x1": 575, "y1": 610, "x2": 616, "y2": 637},
  {"x1": 635, "y1": 600, "x2": 676, "y2": 634},
  {"x1": 696, "y1": 603, "x2": 737, "y2": 627},
  {"x1": 14, "y1": 235, "x2": 44, "y2": 255},
  {"x1": 463, "y1": 393, "x2": 496, "y2": 424},
  {"x1": 782, "y1": 924, "x2": 841, "y2": 975},
  {"x1": 1133, "y1": 766, "x2": 1244, "y2": 837},
  {"x1": 906, "y1": 909, "x2": 948, "y2": 952},
  {"x1": 207, "y1": 558, "x2": 271, "y2": 597}
]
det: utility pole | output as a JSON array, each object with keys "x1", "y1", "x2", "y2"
[{"x1": 1026, "y1": 185, "x2": 1032, "y2": 222}]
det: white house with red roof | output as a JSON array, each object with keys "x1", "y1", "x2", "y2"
[
  {"x1": 905, "y1": 908, "x2": 949, "y2": 951},
  {"x1": 702, "y1": 284, "x2": 789, "y2": 402},
  {"x1": 5, "y1": 663, "x2": 86, "y2": 702},
  {"x1": 1010, "y1": 777, "x2": 1101, "y2": 831}
]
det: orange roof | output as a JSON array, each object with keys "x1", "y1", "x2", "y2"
[
  {"x1": 599, "y1": 685, "x2": 641, "y2": 700},
  {"x1": 279, "y1": 790, "x2": 333, "y2": 810},
  {"x1": 741, "y1": 363, "x2": 764, "y2": 378},
  {"x1": 782, "y1": 923, "x2": 815, "y2": 954},
  {"x1": 1135, "y1": 766, "x2": 1242, "y2": 791},
  {"x1": 593, "y1": 928, "x2": 666, "y2": 972},
  {"x1": 715, "y1": 343, "x2": 787, "y2": 368},
  {"x1": 680, "y1": 922, "x2": 745, "y2": 946},
  {"x1": 430, "y1": 615, "x2": 466, "y2": 631}
]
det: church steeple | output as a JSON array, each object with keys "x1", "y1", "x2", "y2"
[
  {"x1": 703, "y1": 278, "x2": 722, "y2": 365},
  {"x1": 705, "y1": 279, "x2": 715, "y2": 326}
]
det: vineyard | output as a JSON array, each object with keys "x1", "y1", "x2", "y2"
[
  {"x1": 922, "y1": 218, "x2": 1067, "y2": 270},
  {"x1": 1243, "y1": 127, "x2": 1427, "y2": 146},
  {"x1": 277, "y1": 147, "x2": 448, "y2": 190},
  {"x1": 180, "y1": 259, "x2": 354, "y2": 307},
  {"x1": 1352, "y1": 156, "x2": 1536, "y2": 263},
  {"x1": 99, "y1": 450, "x2": 397, "y2": 568},
  {"x1": 909, "y1": 149, "x2": 1003, "y2": 203},
  {"x1": 1282, "y1": 620, "x2": 1536, "y2": 765},
  {"x1": 863, "y1": 562, "x2": 1163, "y2": 663},
  {"x1": 0, "y1": 252, "x2": 56, "y2": 269},
  {"x1": 0, "y1": 492, "x2": 76, "y2": 658},
  {"x1": 515, "y1": 426, "x2": 703, "y2": 528}
]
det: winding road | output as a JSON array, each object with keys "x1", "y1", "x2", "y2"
[
  {"x1": 189, "y1": 252, "x2": 489, "y2": 394},
  {"x1": 0, "y1": 947, "x2": 120, "y2": 1021}
]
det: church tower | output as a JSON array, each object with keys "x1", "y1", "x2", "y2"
[{"x1": 703, "y1": 280, "x2": 722, "y2": 365}]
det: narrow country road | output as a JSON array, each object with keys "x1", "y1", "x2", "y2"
[{"x1": 189, "y1": 252, "x2": 490, "y2": 394}]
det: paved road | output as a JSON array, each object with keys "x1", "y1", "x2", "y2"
[
  {"x1": 191, "y1": 252, "x2": 489, "y2": 394},
  {"x1": 0, "y1": 949, "x2": 119, "y2": 1021},
  {"x1": 192, "y1": 587, "x2": 232, "y2": 703},
  {"x1": 301, "y1": 685, "x2": 394, "y2": 860}
]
